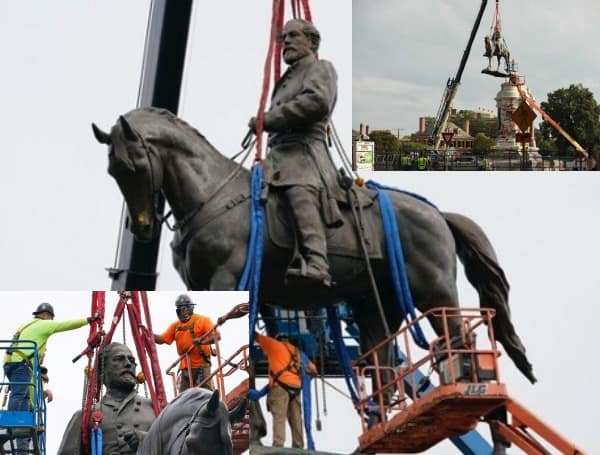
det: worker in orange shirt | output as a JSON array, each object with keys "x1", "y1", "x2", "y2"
[
  {"x1": 255, "y1": 332, "x2": 317, "y2": 449},
  {"x1": 154, "y1": 295, "x2": 219, "y2": 392}
]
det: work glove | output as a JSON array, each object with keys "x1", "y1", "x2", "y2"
[{"x1": 87, "y1": 313, "x2": 102, "y2": 324}]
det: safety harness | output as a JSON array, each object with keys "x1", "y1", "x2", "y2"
[
  {"x1": 269, "y1": 342, "x2": 301, "y2": 396},
  {"x1": 175, "y1": 315, "x2": 211, "y2": 365},
  {"x1": 4, "y1": 319, "x2": 42, "y2": 366}
]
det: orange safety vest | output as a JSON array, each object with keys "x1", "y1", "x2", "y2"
[{"x1": 173, "y1": 314, "x2": 212, "y2": 367}]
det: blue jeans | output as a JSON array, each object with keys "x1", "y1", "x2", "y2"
[
  {"x1": 3, "y1": 361, "x2": 31, "y2": 411},
  {"x1": 3, "y1": 361, "x2": 32, "y2": 453}
]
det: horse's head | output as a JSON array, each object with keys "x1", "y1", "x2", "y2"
[
  {"x1": 92, "y1": 115, "x2": 163, "y2": 242},
  {"x1": 184, "y1": 390, "x2": 247, "y2": 455}
]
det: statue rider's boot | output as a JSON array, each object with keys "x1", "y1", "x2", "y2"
[{"x1": 285, "y1": 186, "x2": 332, "y2": 290}]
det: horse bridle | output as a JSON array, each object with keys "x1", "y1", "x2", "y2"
[
  {"x1": 148, "y1": 132, "x2": 256, "y2": 234},
  {"x1": 124, "y1": 133, "x2": 175, "y2": 232},
  {"x1": 174, "y1": 402, "x2": 226, "y2": 455}
]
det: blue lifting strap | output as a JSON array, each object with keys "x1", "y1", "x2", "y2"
[
  {"x1": 366, "y1": 180, "x2": 429, "y2": 349},
  {"x1": 299, "y1": 351, "x2": 315, "y2": 450},
  {"x1": 326, "y1": 306, "x2": 360, "y2": 404},
  {"x1": 91, "y1": 427, "x2": 102, "y2": 455},
  {"x1": 237, "y1": 164, "x2": 268, "y2": 400},
  {"x1": 237, "y1": 163, "x2": 265, "y2": 349}
]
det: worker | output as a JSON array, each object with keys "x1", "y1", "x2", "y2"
[
  {"x1": 3, "y1": 303, "x2": 97, "y2": 453},
  {"x1": 400, "y1": 154, "x2": 411, "y2": 169},
  {"x1": 254, "y1": 332, "x2": 317, "y2": 449},
  {"x1": 481, "y1": 157, "x2": 491, "y2": 171},
  {"x1": 57, "y1": 342, "x2": 156, "y2": 455},
  {"x1": 154, "y1": 294, "x2": 219, "y2": 392},
  {"x1": 417, "y1": 155, "x2": 428, "y2": 171},
  {"x1": 248, "y1": 19, "x2": 343, "y2": 292}
]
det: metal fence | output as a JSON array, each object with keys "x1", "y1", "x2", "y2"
[{"x1": 373, "y1": 150, "x2": 592, "y2": 171}]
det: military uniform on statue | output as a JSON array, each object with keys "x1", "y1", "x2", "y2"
[{"x1": 251, "y1": 19, "x2": 344, "y2": 293}]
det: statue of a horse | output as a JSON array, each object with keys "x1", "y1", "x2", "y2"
[
  {"x1": 492, "y1": 37, "x2": 510, "y2": 72},
  {"x1": 485, "y1": 35, "x2": 511, "y2": 73},
  {"x1": 92, "y1": 107, "x2": 535, "y2": 386},
  {"x1": 137, "y1": 387, "x2": 246, "y2": 455},
  {"x1": 483, "y1": 35, "x2": 493, "y2": 69}
]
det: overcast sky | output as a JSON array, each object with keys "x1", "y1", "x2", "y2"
[
  {"x1": 1, "y1": 2, "x2": 599, "y2": 455},
  {"x1": 0, "y1": 291, "x2": 247, "y2": 454},
  {"x1": 0, "y1": 1, "x2": 351, "y2": 290},
  {"x1": 353, "y1": 0, "x2": 600, "y2": 134}
]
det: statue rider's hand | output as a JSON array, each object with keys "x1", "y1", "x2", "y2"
[{"x1": 123, "y1": 430, "x2": 140, "y2": 450}]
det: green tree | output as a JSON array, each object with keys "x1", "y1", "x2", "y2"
[
  {"x1": 400, "y1": 141, "x2": 428, "y2": 152},
  {"x1": 540, "y1": 84, "x2": 600, "y2": 156},
  {"x1": 368, "y1": 130, "x2": 400, "y2": 152},
  {"x1": 473, "y1": 132, "x2": 495, "y2": 154},
  {"x1": 535, "y1": 128, "x2": 558, "y2": 156}
]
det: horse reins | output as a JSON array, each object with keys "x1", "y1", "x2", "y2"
[{"x1": 154, "y1": 132, "x2": 257, "y2": 233}]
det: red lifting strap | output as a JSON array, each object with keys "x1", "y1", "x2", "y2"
[
  {"x1": 80, "y1": 291, "x2": 106, "y2": 455},
  {"x1": 79, "y1": 292, "x2": 168, "y2": 455},
  {"x1": 254, "y1": 0, "x2": 313, "y2": 162}
]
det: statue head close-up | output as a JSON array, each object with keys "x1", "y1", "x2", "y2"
[
  {"x1": 100, "y1": 342, "x2": 138, "y2": 392},
  {"x1": 279, "y1": 19, "x2": 320, "y2": 65}
]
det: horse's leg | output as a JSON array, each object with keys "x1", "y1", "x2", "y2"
[
  {"x1": 249, "y1": 400, "x2": 267, "y2": 446},
  {"x1": 406, "y1": 230, "x2": 511, "y2": 455},
  {"x1": 392, "y1": 208, "x2": 463, "y2": 338},
  {"x1": 209, "y1": 266, "x2": 239, "y2": 290},
  {"x1": 351, "y1": 294, "x2": 398, "y2": 411}
]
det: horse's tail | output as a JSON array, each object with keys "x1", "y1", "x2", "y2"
[{"x1": 443, "y1": 212, "x2": 536, "y2": 384}]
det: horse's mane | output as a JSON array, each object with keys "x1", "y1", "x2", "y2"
[{"x1": 124, "y1": 107, "x2": 228, "y2": 161}]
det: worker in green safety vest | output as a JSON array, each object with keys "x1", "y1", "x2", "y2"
[
  {"x1": 417, "y1": 156, "x2": 428, "y2": 171},
  {"x1": 3, "y1": 303, "x2": 97, "y2": 452},
  {"x1": 400, "y1": 154, "x2": 411, "y2": 169}
]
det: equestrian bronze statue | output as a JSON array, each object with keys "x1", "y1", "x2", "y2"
[{"x1": 93, "y1": 19, "x2": 534, "y2": 455}]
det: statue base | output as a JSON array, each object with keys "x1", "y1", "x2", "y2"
[{"x1": 481, "y1": 68, "x2": 509, "y2": 78}]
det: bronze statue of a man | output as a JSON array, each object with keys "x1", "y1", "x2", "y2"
[
  {"x1": 251, "y1": 19, "x2": 341, "y2": 290},
  {"x1": 57, "y1": 343, "x2": 156, "y2": 455}
]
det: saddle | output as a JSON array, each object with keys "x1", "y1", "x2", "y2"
[{"x1": 266, "y1": 184, "x2": 384, "y2": 260}]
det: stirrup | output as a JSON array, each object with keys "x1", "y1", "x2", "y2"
[{"x1": 286, "y1": 263, "x2": 333, "y2": 288}]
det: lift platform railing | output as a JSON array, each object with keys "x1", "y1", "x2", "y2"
[
  {"x1": 163, "y1": 305, "x2": 250, "y2": 455},
  {"x1": 198, "y1": 345, "x2": 249, "y2": 455},
  {"x1": 0, "y1": 340, "x2": 47, "y2": 455},
  {"x1": 352, "y1": 307, "x2": 501, "y2": 434}
]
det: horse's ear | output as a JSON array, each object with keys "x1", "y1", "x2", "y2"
[
  {"x1": 119, "y1": 115, "x2": 139, "y2": 142},
  {"x1": 229, "y1": 398, "x2": 247, "y2": 424},
  {"x1": 206, "y1": 390, "x2": 220, "y2": 416},
  {"x1": 91, "y1": 123, "x2": 112, "y2": 145}
]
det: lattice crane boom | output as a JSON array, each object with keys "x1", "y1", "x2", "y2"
[{"x1": 431, "y1": 0, "x2": 488, "y2": 151}]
